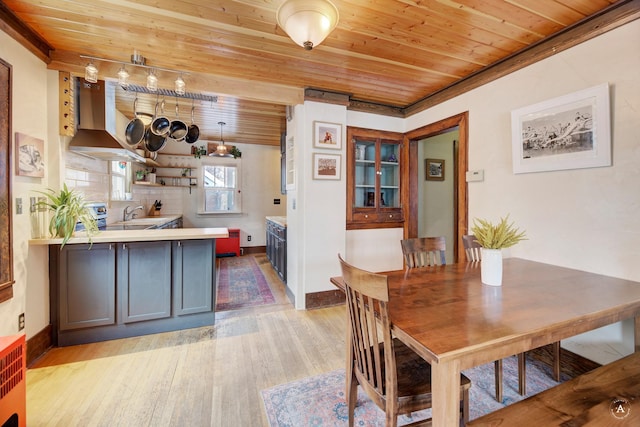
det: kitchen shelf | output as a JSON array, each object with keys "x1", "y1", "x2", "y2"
[{"x1": 155, "y1": 165, "x2": 198, "y2": 170}]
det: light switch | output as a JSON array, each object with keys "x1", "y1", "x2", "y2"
[
  {"x1": 15, "y1": 197, "x2": 22, "y2": 214},
  {"x1": 466, "y1": 170, "x2": 484, "y2": 182}
]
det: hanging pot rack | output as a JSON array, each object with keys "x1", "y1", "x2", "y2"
[{"x1": 122, "y1": 84, "x2": 217, "y2": 103}]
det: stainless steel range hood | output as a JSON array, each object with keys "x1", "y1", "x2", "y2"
[{"x1": 68, "y1": 79, "x2": 145, "y2": 163}]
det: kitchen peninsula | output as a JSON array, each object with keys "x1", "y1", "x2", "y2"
[{"x1": 30, "y1": 227, "x2": 228, "y2": 346}]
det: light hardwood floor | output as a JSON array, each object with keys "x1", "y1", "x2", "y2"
[{"x1": 27, "y1": 255, "x2": 347, "y2": 426}]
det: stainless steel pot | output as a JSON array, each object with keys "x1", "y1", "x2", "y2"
[
  {"x1": 150, "y1": 99, "x2": 170, "y2": 137},
  {"x1": 185, "y1": 106, "x2": 200, "y2": 144},
  {"x1": 169, "y1": 101, "x2": 187, "y2": 141},
  {"x1": 124, "y1": 97, "x2": 145, "y2": 146},
  {"x1": 143, "y1": 127, "x2": 166, "y2": 152}
]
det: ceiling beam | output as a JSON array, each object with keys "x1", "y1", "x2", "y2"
[{"x1": 0, "y1": 1, "x2": 52, "y2": 63}]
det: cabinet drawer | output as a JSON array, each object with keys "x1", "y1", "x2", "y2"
[{"x1": 352, "y1": 210, "x2": 403, "y2": 222}]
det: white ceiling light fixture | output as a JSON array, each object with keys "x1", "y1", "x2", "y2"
[
  {"x1": 277, "y1": 0, "x2": 339, "y2": 51},
  {"x1": 117, "y1": 65, "x2": 129, "y2": 88},
  {"x1": 175, "y1": 74, "x2": 186, "y2": 95},
  {"x1": 212, "y1": 122, "x2": 234, "y2": 157},
  {"x1": 146, "y1": 69, "x2": 158, "y2": 92},
  {"x1": 84, "y1": 61, "x2": 98, "y2": 83},
  {"x1": 80, "y1": 50, "x2": 193, "y2": 96}
]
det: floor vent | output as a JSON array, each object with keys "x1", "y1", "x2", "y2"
[{"x1": 0, "y1": 334, "x2": 26, "y2": 427}]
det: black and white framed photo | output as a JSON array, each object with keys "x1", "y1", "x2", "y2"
[
  {"x1": 425, "y1": 158, "x2": 445, "y2": 181},
  {"x1": 511, "y1": 83, "x2": 611, "y2": 174}
]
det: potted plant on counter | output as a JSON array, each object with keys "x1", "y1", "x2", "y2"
[
  {"x1": 471, "y1": 215, "x2": 527, "y2": 286},
  {"x1": 38, "y1": 184, "x2": 99, "y2": 247}
]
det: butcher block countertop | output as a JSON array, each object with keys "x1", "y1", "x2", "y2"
[{"x1": 29, "y1": 227, "x2": 229, "y2": 245}]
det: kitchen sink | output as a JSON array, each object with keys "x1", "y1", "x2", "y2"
[
  {"x1": 104, "y1": 224, "x2": 153, "y2": 231},
  {"x1": 116, "y1": 217, "x2": 171, "y2": 226}
]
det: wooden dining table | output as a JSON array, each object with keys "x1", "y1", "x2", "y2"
[{"x1": 330, "y1": 258, "x2": 640, "y2": 426}]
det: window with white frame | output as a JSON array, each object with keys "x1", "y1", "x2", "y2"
[
  {"x1": 200, "y1": 159, "x2": 241, "y2": 213},
  {"x1": 110, "y1": 161, "x2": 132, "y2": 201}
]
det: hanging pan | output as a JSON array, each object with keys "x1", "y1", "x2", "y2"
[
  {"x1": 169, "y1": 100, "x2": 187, "y2": 142},
  {"x1": 143, "y1": 127, "x2": 167, "y2": 153},
  {"x1": 150, "y1": 99, "x2": 170, "y2": 137},
  {"x1": 185, "y1": 105, "x2": 200, "y2": 144},
  {"x1": 124, "y1": 96, "x2": 145, "y2": 147}
]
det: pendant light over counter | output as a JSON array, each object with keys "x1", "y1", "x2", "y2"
[{"x1": 211, "y1": 122, "x2": 234, "y2": 158}]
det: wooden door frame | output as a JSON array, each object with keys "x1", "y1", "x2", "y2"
[{"x1": 403, "y1": 111, "x2": 468, "y2": 263}]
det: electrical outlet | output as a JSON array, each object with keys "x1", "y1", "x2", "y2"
[
  {"x1": 247, "y1": 235, "x2": 252, "y2": 241},
  {"x1": 18, "y1": 313, "x2": 25, "y2": 331}
]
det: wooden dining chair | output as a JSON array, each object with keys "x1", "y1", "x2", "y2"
[
  {"x1": 338, "y1": 254, "x2": 471, "y2": 427},
  {"x1": 400, "y1": 236, "x2": 446, "y2": 268},
  {"x1": 461, "y1": 234, "x2": 561, "y2": 400}
]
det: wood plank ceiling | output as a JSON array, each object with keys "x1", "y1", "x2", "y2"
[{"x1": 0, "y1": 0, "x2": 636, "y2": 146}]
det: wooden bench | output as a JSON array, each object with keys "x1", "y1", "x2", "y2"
[{"x1": 467, "y1": 352, "x2": 640, "y2": 426}]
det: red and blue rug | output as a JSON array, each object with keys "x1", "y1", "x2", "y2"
[
  {"x1": 261, "y1": 355, "x2": 565, "y2": 426},
  {"x1": 216, "y1": 256, "x2": 276, "y2": 311}
]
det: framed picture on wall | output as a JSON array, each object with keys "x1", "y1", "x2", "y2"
[
  {"x1": 15, "y1": 132, "x2": 45, "y2": 177},
  {"x1": 312, "y1": 153, "x2": 341, "y2": 180},
  {"x1": 511, "y1": 83, "x2": 611, "y2": 174},
  {"x1": 425, "y1": 158, "x2": 445, "y2": 181},
  {"x1": 313, "y1": 121, "x2": 342, "y2": 150}
]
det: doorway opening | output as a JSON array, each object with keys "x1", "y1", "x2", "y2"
[{"x1": 404, "y1": 112, "x2": 468, "y2": 263}]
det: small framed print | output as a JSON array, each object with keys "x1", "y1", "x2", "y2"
[
  {"x1": 16, "y1": 132, "x2": 45, "y2": 177},
  {"x1": 313, "y1": 153, "x2": 341, "y2": 180},
  {"x1": 425, "y1": 158, "x2": 445, "y2": 181},
  {"x1": 313, "y1": 121, "x2": 342, "y2": 150}
]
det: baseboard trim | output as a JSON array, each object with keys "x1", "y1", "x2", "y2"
[
  {"x1": 241, "y1": 246, "x2": 265, "y2": 255},
  {"x1": 305, "y1": 289, "x2": 345, "y2": 309},
  {"x1": 26, "y1": 324, "x2": 52, "y2": 367}
]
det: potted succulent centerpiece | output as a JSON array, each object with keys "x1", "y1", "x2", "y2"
[
  {"x1": 38, "y1": 184, "x2": 99, "y2": 247},
  {"x1": 471, "y1": 215, "x2": 527, "y2": 286}
]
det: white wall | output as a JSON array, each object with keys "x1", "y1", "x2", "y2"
[
  {"x1": 404, "y1": 20, "x2": 640, "y2": 364},
  {"x1": 0, "y1": 31, "x2": 53, "y2": 338}
]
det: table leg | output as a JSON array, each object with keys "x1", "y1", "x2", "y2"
[
  {"x1": 431, "y1": 359, "x2": 461, "y2": 427},
  {"x1": 635, "y1": 315, "x2": 640, "y2": 353}
]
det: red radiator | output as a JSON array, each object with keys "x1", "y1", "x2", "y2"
[
  {"x1": 216, "y1": 228, "x2": 241, "y2": 257},
  {"x1": 0, "y1": 334, "x2": 26, "y2": 427}
]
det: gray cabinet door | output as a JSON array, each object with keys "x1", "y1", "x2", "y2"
[
  {"x1": 59, "y1": 243, "x2": 116, "y2": 330},
  {"x1": 118, "y1": 241, "x2": 172, "y2": 323},
  {"x1": 172, "y1": 239, "x2": 214, "y2": 315}
]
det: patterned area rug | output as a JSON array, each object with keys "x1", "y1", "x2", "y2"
[
  {"x1": 216, "y1": 256, "x2": 276, "y2": 311},
  {"x1": 261, "y1": 355, "x2": 566, "y2": 426}
]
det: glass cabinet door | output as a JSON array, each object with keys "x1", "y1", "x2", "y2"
[
  {"x1": 379, "y1": 140, "x2": 400, "y2": 208},
  {"x1": 354, "y1": 139, "x2": 376, "y2": 208},
  {"x1": 347, "y1": 127, "x2": 404, "y2": 229}
]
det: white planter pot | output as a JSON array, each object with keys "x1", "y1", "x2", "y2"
[{"x1": 481, "y1": 248, "x2": 503, "y2": 286}]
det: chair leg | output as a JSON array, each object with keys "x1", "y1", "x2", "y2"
[
  {"x1": 462, "y1": 386, "x2": 470, "y2": 426},
  {"x1": 553, "y1": 341, "x2": 561, "y2": 381},
  {"x1": 518, "y1": 353, "x2": 526, "y2": 395},
  {"x1": 347, "y1": 370, "x2": 358, "y2": 427},
  {"x1": 494, "y1": 359, "x2": 503, "y2": 402}
]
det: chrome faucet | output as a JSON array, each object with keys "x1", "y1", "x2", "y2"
[{"x1": 123, "y1": 205, "x2": 144, "y2": 221}]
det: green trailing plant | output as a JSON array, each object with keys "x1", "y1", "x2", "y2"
[
  {"x1": 193, "y1": 146, "x2": 207, "y2": 159},
  {"x1": 471, "y1": 215, "x2": 527, "y2": 249},
  {"x1": 37, "y1": 184, "x2": 99, "y2": 247},
  {"x1": 229, "y1": 146, "x2": 242, "y2": 158}
]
